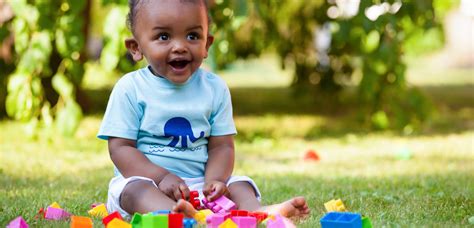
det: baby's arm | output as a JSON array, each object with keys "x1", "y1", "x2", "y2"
[
  {"x1": 203, "y1": 135, "x2": 235, "y2": 201},
  {"x1": 108, "y1": 137, "x2": 189, "y2": 200}
]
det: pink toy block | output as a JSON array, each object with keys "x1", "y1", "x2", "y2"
[
  {"x1": 266, "y1": 215, "x2": 286, "y2": 228},
  {"x1": 232, "y1": 216, "x2": 257, "y2": 228},
  {"x1": 206, "y1": 212, "x2": 231, "y2": 228},
  {"x1": 6, "y1": 216, "x2": 29, "y2": 228},
  {"x1": 202, "y1": 195, "x2": 236, "y2": 213},
  {"x1": 44, "y1": 206, "x2": 70, "y2": 220}
]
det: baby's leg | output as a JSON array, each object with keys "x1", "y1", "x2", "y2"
[
  {"x1": 228, "y1": 181, "x2": 262, "y2": 211},
  {"x1": 120, "y1": 180, "x2": 176, "y2": 214},
  {"x1": 228, "y1": 181, "x2": 310, "y2": 218}
]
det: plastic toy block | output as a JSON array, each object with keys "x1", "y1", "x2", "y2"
[
  {"x1": 189, "y1": 191, "x2": 201, "y2": 209},
  {"x1": 362, "y1": 216, "x2": 372, "y2": 228},
  {"x1": 6, "y1": 216, "x2": 29, "y2": 228},
  {"x1": 168, "y1": 213, "x2": 184, "y2": 228},
  {"x1": 320, "y1": 212, "x2": 362, "y2": 228},
  {"x1": 49, "y1": 202, "x2": 62, "y2": 209},
  {"x1": 324, "y1": 199, "x2": 347, "y2": 212},
  {"x1": 218, "y1": 218, "x2": 237, "y2": 228},
  {"x1": 88, "y1": 203, "x2": 109, "y2": 218},
  {"x1": 202, "y1": 195, "x2": 236, "y2": 213},
  {"x1": 70, "y1": 216, "x2": 93, "y2": 228},
  {"x1": 107, "y1": 218, "x2": 131, "y2": 228},
  {"x1": 45, "y1": 206, "x2": 70, "y2": 220},
  {"x1": 152, "y1": 210, "x2": 171, "y2": 215},
  {"x1": 230, "y1": 210, "x2": 249, "y2": 216},
  {"x1": 34, "y1": 208, "x2": 46, "y2": 219},
  {"x1": 231, "y1": 216, "x2": 257, "y2": 228},
  {"x1": 102, "y1": 211, "x2": 123, "y2": 226},
  {"x1": 142, "y1": 213, "x2": 168, "y2": 228},
  {"x1": 194, "y1": 209, "x2": 213, "y2": 224},
  {"x1": 304, "y1": 149, "x2": 320, "y2": 161},
  {"x1": 266, "y1": 215, "x2": 286, "y2": 228},
  {"x1": 249, "y1": 211, "x2": 268, "y2": 222},
  {"x1": 183, "y1": 218, "x2": 197, "y2": 228},
  {"x1": 131, "y1": 213, "x2": 142, "y2": 228},
  {"x1": 206, "y1": 212, "x2": 231, "y2": 228}
]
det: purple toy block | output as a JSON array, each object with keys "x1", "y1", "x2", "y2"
[
  {"x1": 202, "y1": 195, "x2": 236, "y2": 213},
  {"x1": 6, "y1": 216, "x2": 29, "y2": 228},
  {"x1": 232, "y1": 216, "x2": 257, "y2": 228},
  {"x1": 45, "y1": 206, "x2": 70, "y2": 220},
  {"x1": 206, "y1": 212, "x2": 231, "y2": 228},
  {"x1": 267, "y1": 215, "x2": 286, "y2": 228}
]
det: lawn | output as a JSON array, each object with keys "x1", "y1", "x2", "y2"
[{"x1": 1, "y1": 55, "x2": 473, "y2": 227}]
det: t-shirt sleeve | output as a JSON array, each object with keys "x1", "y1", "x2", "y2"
[
  {"x1": 209, "y1": 85, "x2": 237, "y2": 136},
  {"x1": 97, "y1": 77, "x2": 142, "y2": 140}
]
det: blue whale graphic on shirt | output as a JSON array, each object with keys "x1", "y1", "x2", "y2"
[{"x1": 164, "y1": 117, "x2": 204, "y2": 148}]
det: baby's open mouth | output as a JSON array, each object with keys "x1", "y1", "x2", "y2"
[{"x1": 169, "y1": 60, "x2": 190, "y2": 69}]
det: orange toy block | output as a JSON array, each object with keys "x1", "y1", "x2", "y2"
[{"x1": 70, "y1": 216, "x2": 93, "y2": 228}]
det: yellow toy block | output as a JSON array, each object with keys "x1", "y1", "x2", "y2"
[
  {"x1": 106, "y1": 218, "x2": 131, "y2": 228},
  {"x1": 324, "y1": 199, "x2": 346, "y2": 212},
  {"x1": 70, "y1": 215, "x2": 93, "y2": 228},
  {"x1": 88, "y1": 203, "x2": 109, "y2": 218},
  {"x1": 49, "y1": 202, "x2": 61, "y2": 209},
  {"x1": 194, "y1": 209, "x2": 214, "y2": 224},
  {"x1": 218, "y1": 218, "x2": 238, "y2": 228}
]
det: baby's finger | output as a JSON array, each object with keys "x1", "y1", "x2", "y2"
[
  {"x1": 202, "y1": 183, "x2": 213, "y2": 197},
  {"x1": 173, "y1": 188, "x2": 183, "y2": 201},
  {"x1": 179, "y1": 184, "x2": 190, "y2": 200}
]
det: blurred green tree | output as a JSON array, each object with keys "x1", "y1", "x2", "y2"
[{"x1": 0, "y1": 0, "x2": 457, "y2": 137}]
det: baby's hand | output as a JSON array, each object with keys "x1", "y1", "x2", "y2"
[
  {"x1": 158, "y1": 173, "x2": 190, "y2": 201},
  {"x1": 203, "y1": 180, "x2": 229, "y2": 201}
]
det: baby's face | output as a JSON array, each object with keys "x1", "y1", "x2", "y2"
[{"x1": 133, "y1": 0, "x2": 211, "y2": 84}]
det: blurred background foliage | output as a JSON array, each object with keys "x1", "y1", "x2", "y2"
[{"x1": 0, "y1": 0, "x2": 461, "y2": 138}]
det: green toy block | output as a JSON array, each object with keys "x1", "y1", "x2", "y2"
[
  {"x1": 142, "y1": 213, "x2": 168, "y2": 228},
  {"x1": 131, "y1": 213, "x2": 142, "y2": 228},
  {"x1": 362, "y1": 216, "x2": 372, "y2": 228}
]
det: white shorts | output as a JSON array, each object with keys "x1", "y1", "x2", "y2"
[{"x1": 106, "y1": 175, "x2": 262, "y2": 219}]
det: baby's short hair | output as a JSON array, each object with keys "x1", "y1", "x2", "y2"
[{"x1": 126, "y1": 0, "x2": 211, "y2": 34}]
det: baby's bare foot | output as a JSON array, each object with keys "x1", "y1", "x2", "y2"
[
  {"x1": 261, "y1": 196, "x2": 310, "y2": 218},
  {"x1": 171, "y1": 199, "x2": 197, "y2": 218}
]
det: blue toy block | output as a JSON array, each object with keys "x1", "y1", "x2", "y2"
[
  {"x1": 320, "y1": 212, "x2": 362, "y2": 228},
  {"x1": 183, "y1": 218, "x2": 197, "y2": 228},
  {"x1": 152, "y1": 210, "x2": 171, "y2": 215}
]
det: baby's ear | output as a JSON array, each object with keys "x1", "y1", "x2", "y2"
[
  {"x1": 204, "y1": 35, "x2": 214, "y2": 58},
  {"x1": 125, "y1": 38, "x2": 143, "y2": 62}
]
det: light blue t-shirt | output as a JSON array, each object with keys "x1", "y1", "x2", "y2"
[{"x1": 97, "y1": 67, "x2": 237, "y2": 178}]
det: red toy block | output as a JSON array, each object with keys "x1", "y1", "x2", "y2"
[
  {"x1": 102, "y1": 211, "x2": 123, "y2": 226},
  {"x1": 304, "y1": 149, "x2": 320, "y2": 161},
  {"x1": 249, "y1": 211, "x2": 268, "y2": 222},
  {"x1": 231, "y1": 210, "x2": 249, "y2": 217},
  {"x1": 189, "y1": 191, "x2": 201, "y2": 209},
  {"x1": 34, "y1": 208, "x2": 46, "y2": 219},
  {"x1": 168, "y1": 213, "x2": 184, "y2": 228}
]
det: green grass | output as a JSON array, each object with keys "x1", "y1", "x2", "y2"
[{"x1": 1, "y1": 55, "x2": 473, "y2": 227}]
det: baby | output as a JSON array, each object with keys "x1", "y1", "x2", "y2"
[{"x1": 98, "y1": 0, "x2": 310, "y2": 220}]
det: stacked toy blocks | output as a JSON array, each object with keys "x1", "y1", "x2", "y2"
[{"x1": 202, "y1": 195, "x2": 236, "y2": 213}]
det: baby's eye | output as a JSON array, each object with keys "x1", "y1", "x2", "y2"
[
  {"x1": 187, "y1": 33, "x2": 200, "y2": 40},
  {"x1": 157, "y1": 33, "x2": 169, "y2": 41}
]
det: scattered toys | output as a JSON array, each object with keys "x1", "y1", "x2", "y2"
[
  {"x1": 6, "y1": 216, "x2": 29, "y2": 228},
  {"x1": 324, "y1": 199, "x2": 347, "y2": 212},
  {"x1": 304, "y1": 149, "x2": 320, "y2": 161}
]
